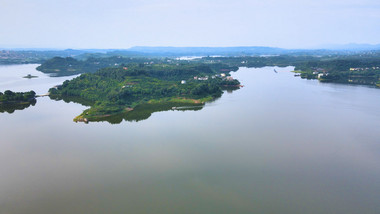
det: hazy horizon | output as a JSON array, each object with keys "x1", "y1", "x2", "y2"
[
  {"x1": 1, "y1": 44, "x2": 380, "y2": 51},
  {"x1": 1, "y1": 0, "x2": 380, "y2": 49}
]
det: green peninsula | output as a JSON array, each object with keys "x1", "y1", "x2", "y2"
[{"x1": 49, "y1": 64, "x2": 241, "y2": 123}]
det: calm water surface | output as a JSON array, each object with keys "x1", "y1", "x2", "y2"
[{"x1": 1, "y1": 65, "x2": 380, "y2": 214}]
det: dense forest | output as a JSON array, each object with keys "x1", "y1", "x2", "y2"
[
  {"x1": 37, "y1": 55, "x2": 316, "y2": 76},
  {"x1": 0, "y1": 90, "x2": 36, "y2": 103},
  {"x1": 49, "y1": 64, "x2": 241, "y2": 122},
  {"x1": 36, "y1": 56, "x2": 167, "y2": 76},
  {"x1": 37, "y1": 56, "x2": 239, "y2": 76}
]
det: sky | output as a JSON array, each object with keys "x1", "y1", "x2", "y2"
[{"x1": 0, "y1": 0, "x2": 380, "y2": 49}]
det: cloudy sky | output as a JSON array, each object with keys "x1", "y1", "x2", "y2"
[{"x1": 0, "y1": 0, "x2": 379, "y2": 49}]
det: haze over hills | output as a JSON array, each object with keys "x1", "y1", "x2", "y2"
[
  {"x1": 126, "y1": 46, "x2": 286, "y2": 56},
  {"x1": 316, "y1": 43, "x2": 380, "y2": 51},
  {"x1": 2, "y1": 43, "x2": 380, "y2": 53},
  {"x1": 1, "y1": 44, "x2": 380, "y2": 63},
  {"x1": 123, "y1": 44, "x2": 380, "y2": 56}
]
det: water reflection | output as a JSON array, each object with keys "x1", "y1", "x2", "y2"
[
  {"x1": 50, "y1": 96, "x2": 206, "y2": 124},
  {"x1": 48, "y1": 88, "x2": 239, "y2": 124},
  {"x1": 0, "y1": 99, "x2": 37, "y2": 113},
  {"x1": 97, "y1": 103, "x2": 204, "y2": 124},
  {"x1": 1, "y1": 66, "x2": 380, "y2": 214},
  {"x1": 221, "y1": 86, "x2": 240, "y2": 93},
  {"x1": 49, "y1": 95, "x2": 94, "y2": 107}
]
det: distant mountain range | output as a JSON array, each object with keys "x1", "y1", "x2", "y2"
[
  {"x1": 123, "y1": 44, "x2": 380, "y2": 56},
  {"x1": 315, "y1": 43, "x2": 380, "y2": 51},
  {"x1": 118, "y1": 44, "x2": 380, "y2": 56},
  {"x1": 1, "y1": 44, "x2": 380, "y2": 59},
  {"x1": 126, "y1": 46, "x2": 287, "y2": 56}
]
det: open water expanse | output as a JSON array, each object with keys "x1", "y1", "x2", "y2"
[{"x1": 1, "y1": 64, "x2": 380, "y2": 214}]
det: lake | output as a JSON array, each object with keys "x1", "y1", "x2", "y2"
[{"x1": 1, "y1": 64, "x2": 380, "y2": 214}]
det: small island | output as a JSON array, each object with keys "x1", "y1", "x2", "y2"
[
  {"x1": 0, "y1": 90, "x2": 37, "y2": 113},
  {"x1": 49, "y1": 63, "x2": 241, "y2": 123},
  {"x1": 0, "y1": 90, "x2": 36, "y2": 104},
  {"x1": 23, "y1": 74, "x2": 38, "y2": 79}
]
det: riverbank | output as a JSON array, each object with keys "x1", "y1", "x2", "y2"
[{"x1": 292, "y1": 70, "x2": 380, "y2": 87}]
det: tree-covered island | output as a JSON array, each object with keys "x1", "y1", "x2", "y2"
[
  {"x1": 0, "y1": 90, "x2": 37, "y2": 113},
  {"x1": 36, "y1": 51, "x2": 380, "y2": 123},
  {"x1": 0, "y1": 90, "x2": 36, "y2": 104},
  {"x1": 49, "y1": 63, "x2": 241, "y2": 123}
]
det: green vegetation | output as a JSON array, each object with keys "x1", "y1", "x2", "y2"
[
  {"x1": 6, "y1": 48, "x2": 379, "y2": 120},
  {"x1": 197, "y1": 55, "x2": 317, "y2": 68},
  {"x1": 34, "y1": 51, "x2": 380, "y2": 89},
  {"x1": 0, "y1": 90, "x2": 37, "y2": 113},
  {"x1": 36, "y1": 56, "x2": 162, "y2": 76},
  {"x1": 196, "y1": 54, "x2": 380, "y2": 87},
  {"x1": 36, "y1": 56, "x2": 238, "y2": 77},
  {"x1": 0, "y1": 49, "x2": 94, "y2": 65},
  {"x1": 42, "y1": 53, "x2": 380, "y2": 123},
  {"x1": 0, "y1": 90, "x2": 36, "y2": 103},
  {"x1": 49, "y1": 64, "x2": 241, "y2": 122},
  {"x1": 293, "y1": 57, "x2": 380, "y2": 86}
]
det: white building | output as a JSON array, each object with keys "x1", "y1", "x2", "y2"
[{"x1": 318, "y1": 73, "x2": 328, "y2": 79}]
